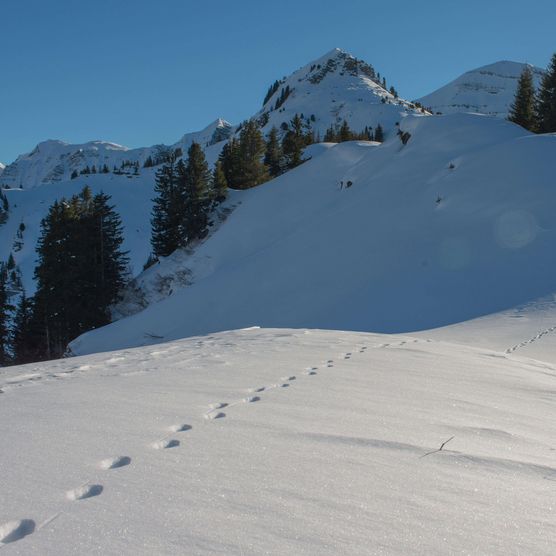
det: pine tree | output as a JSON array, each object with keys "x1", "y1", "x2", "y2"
[
  {"x1": 219, "y1": 138, "x2": 242, "y2": 188},
  {"x1": 31, "y1": 188, "x2": 128, "y2": 360},
  {"x1": 508, "y1": 66, "x2": 537, "y2": 131},
  {"x1": 374, "y1": 124, "x2": 384, "y2": 142},
  {"x1": 10, "y1": 293, "x2": 34, "y2": 365},
  {"x1": 179, "y1": 142, "x2": 212, "y2": 242},
  {"x1": 323, "y1": 125, "x2": 337, "y2": 142},
  {"x1": 151, "y1": 159, "x2": 184, "y2": 257},
  {"x1": 211, "y1": 160, "x2": 228, "y2": 204},
  {"x1": 537, "y1": 53, "x2": 556, "y2": 133},
  {"x1": 282, "y1": 114, "x2": 312, "y2": 169},
  {"x1": 237, "y1": 120, "x2": 268, "y2": 189},
  {"x1": 264, "y1": 126, "x2": 283, "y2": 177},
  {"x1": 0, "y1": 269, "x2": 9, "y2": 365},
  {"x1": 338, "y1": 120, "x2": 353, "y2": 142}
]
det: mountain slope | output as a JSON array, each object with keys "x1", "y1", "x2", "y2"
[
  {"x1": 0, "y1": 47, "x2": 422, "y2": 298},
  {"x1": 1, "y1": 327, "x2": 555, "y2": 554},
  {"x1": 417, "y1": 61, "x2": 545, "y2": 117},
  {"x1": 69, "y1": 112, "x2": 556, "y2": 355}
]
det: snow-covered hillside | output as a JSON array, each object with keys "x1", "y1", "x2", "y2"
[
  {"x1": 417, "y1": 61, "x2": 545, "y2": 117},
  {"x1": 69, "y1": 112, "x2": 556, "y2": 355},
  {"x1": 0, "y1": 162, "x2": 5, "y2": 177},
  {"x1": 1, "y1": 323, "x2": 554, "y2": 554}
]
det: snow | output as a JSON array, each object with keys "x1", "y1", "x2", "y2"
[
  {"x1": 0, "y1": 162, "x2": 5, "y2": 176},
  {"x1": 70, "y1": 112, "x2": 556, "y2": 356},
  {"x1": 417, "y1": 61, "x2": 545, "y2": 117},
  {"x1": 1, "y1": 325, "x2": 555, "y2": 554}
]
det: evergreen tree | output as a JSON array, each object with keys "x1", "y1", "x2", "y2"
[
  {"x1": 374, "y1": 124, "x2": 384, "y2": 142},
  {"x1": 211, "y1": 160, "x2": 228, "y2": 204},
  {"x1": 0, "y1": 269, "x2": 9, "y2": 365},
  {"x1": 32, "y1": 187, "x2": 128, "y2": 359},
  {"x1": 10, "y1": 293, "x2": 34, "y2": 365},
  {"x1": 70, "y1": 169, "x2": 79, "y2": 179},
  {"x1": 151, "y1": 159, "x2": 184, "y2": 257},
  {"x1": 338, "y1": 120, "x2": 353, "y2": 142},
  {"x1": 218, "y1": 138, "x2": 242, "y2": 188},
  {"x1": 323, "y1": 125, "x2": 337, "y2": 142},
  {"x1": 508, "y1": 66, "x2": 537, "y2": 131},
  {"x1": 537, "y1": 53, "x2": 556, "y2": 133},
  {"x1": 236, "y1": 120, "x2": 268, "y2": 189},
  {"x1": 264, "y1": 126, "x2": 284, "y2": 177},
  {"x1": 282, "y1": 114, "x2": 312, "y2": 169},
  {"x1": 179, "y1": 142, "x2": 212, "y2": 242}
]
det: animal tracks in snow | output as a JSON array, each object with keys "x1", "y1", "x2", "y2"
[
  {"x1": 169, "y1": 423, "x2": 192, "y2": 433},
  {"x1": 99, "y1": 456, "x2": 131, "y2": 470},
  {"x1": 0, "y1": 519, "x2": 36, "y2": 545},
  {"x1": 505, "y1": 324, "x2": 556, "y2": 354},
  {"x1": 66, "y1": 483, "x2": 103, "y2": 501},
  {"x1": 152, "y1": 439, "x2": 180, "y2": 449}
]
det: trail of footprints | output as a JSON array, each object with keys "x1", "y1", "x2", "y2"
[
  {"x1": 1, "y1": 420, "x2": 192, "y2": 546},
  {"x1": 2, "y1": 338, "x2": 413, "y2": 546}
]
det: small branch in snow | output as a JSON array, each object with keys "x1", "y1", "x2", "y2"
[
  {"x1": 419, "y1": 436, "x2": 455, "y2": 459},
  {"x1": 144, "y1": 332, "x2": 164, "y2": 339}
]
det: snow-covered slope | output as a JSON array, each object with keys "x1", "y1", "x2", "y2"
[
  {"x1": 70, "y1": 112, "x2": 556, "y2": 355},
  {"x1": 417, "y1": 61, "x2": 545, "y2": 117},
  {"x1": 1, "y1": 325, "x2": 554, "y2": 554},
  {"x1": 0, "y1": 162, "x2": 5, "y2": 177}
]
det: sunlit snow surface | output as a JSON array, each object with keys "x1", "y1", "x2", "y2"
[{"x1": 1, "y1": 321, "x2": 555, "y2": 554}]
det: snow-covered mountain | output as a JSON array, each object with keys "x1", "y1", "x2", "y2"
[
  {"x1": 70, "y1": 112, "x2": 556, "y2": 356},
  {"x1": 252, "y1": 47, "x2": 423, "y2": 137},
  {"x1": 0, "y1": 119, "x2": 233, "y2": 190},
  {"x1": 417, "y1": 61, "x2": 545, "y2": 117},
  {"x1": 0, "y1": 48, "x2": 422, "y2": 190},
  {"x1": 0, "y1": 162, "x2": 5, "y2": 176},
  {"x1": 0, "y1": 47, "x2": 423, "y2": 293}
]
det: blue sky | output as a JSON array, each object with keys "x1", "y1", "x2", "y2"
[{"x1": 1, "y1": 0, "x2": 555, "y2": 164}]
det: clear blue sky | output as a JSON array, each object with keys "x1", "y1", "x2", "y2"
[{"x1": 1, "y1": 0, "x2": 555, "y2": 164}]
